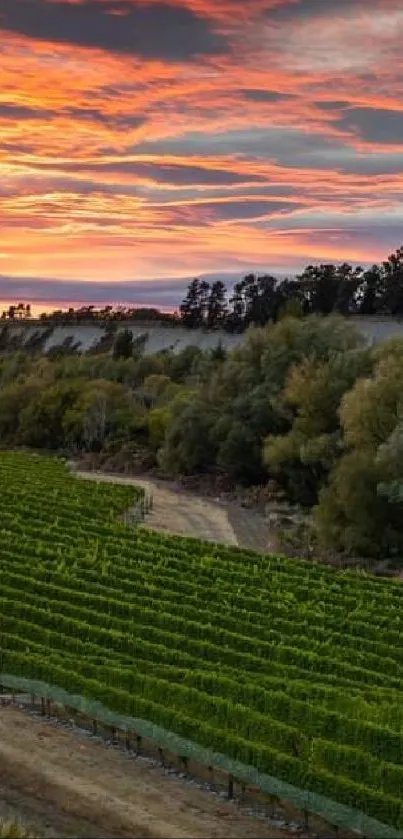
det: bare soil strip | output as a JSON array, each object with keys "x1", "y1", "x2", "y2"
[
  {"x1": 72, "y1": 468, "x2": 240, "y2": 546},
  {"x1": 0, "y1": 705, "x2": 311, "y2": 839}
]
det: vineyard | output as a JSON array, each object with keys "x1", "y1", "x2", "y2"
[{"x1": 1, "y1": 452, "x2": 403, "y2": 834}]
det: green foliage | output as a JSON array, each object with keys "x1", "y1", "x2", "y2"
[
  {"x1": 313, "y1": 344, "x2": 403, "y2": 557},
  {"x1": 113, "y1": 328, "x2": 134, "y2": 359},
  {"x1": 277, "y1": 298, "x2": 304, "y2": 320},
  {"x1": 314, "y1": 450, "x2": 392, "y2": 556},
  {"x1": 0, "y1": 379, "x2": 44, "y2": 442},
  {"x1": 0, "y1": 821, "x2": 34, "y2": 838},
  {"x1": 18, "y1": 380, "x2": 85, "y2": 448},
  {"x1": 339, "y1": 354, "x2": 403, "y2": 451},
  {"x1": 160, "y1": 315, "x2": 365, "y2": 489},
  {"x1": 210, "y1": 339, "x2": 227, "y2": 362},
  {"x1": 263, "y1": 349, "x2": 373, "y2": 505},
  {"x1": 157, "y1": 399, "x2": 218, "y2": 475},
  {"x1": 62, "y1": 379, "x2": 140, "y2": 451},
  {"x1": 376, "y1": 423, "x2": 403, "y2": 503}
]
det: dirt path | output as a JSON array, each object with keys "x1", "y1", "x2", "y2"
[
  {"x1": 0, "y1": 705, "x2": 306, "y2": 839},
  {"x1": 226, "y1": 503, "x2": 274, "y2": 553},
  {"x1": 73, "y1": 468, "x2": 239, "y2": 547},
  {"x1": 71, "y1": 466, "x2": 273, "y2": 551}
]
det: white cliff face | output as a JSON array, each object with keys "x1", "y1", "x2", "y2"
[
  {"x1": 348, "y1": 316, "x2": 403, "y2": 345},
  {"x1": 43, "y1": 325, "x2": 107, "y2": 352},
  {"x1": 2, "y1": 316, "x2": 403, "y2": 355},
  {"x1": 3, "y1": 321, "x2": 244, "y2": 354}
]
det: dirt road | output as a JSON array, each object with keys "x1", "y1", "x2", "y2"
[
  {"x1": 73, "y1": 468, "x2": 240, "y2": 546},
  {"x1": 0, "y1": 705, "x2": 306, "y2": 839},
  {"x1": 72, "y1": 467, "x2": 273, "y2": 551}
]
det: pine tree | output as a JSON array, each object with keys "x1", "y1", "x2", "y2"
[
  {"x1": 226, "y1": 280, "x2": 246, "y2": 332},
  {"x1": 206, "y1": 280, "x2": 228, "y2": 329},
  {"x1": 180, "y1": 279, "x2": 206, "y2": 328},
  {"x1": 357, "y1": 265, "x2": 385, "y2": 315},
  {"x1": 199, "y1": 280, "x2": 211, "y2": 327},
  {"x1": 381, "y1": 246, "x2": 403, "y2": 315}
]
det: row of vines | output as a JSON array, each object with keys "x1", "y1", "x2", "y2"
[{"x1": 0, "y1": 452, "x2": 402, "y2": 830}]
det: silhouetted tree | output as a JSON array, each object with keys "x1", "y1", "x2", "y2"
[
  {"x1": 180, "y1": 279, "x2": 206, "y2": 328},
  {"x1": 199, "y1": 280, "x2": 210, "y2": 326},
  {"x1": 357, "y1": 265, "x2": 385, "y2": 315},
  {"x1": 297, "y1": 265, "x2": 340, "y2": 315},
  {"x1": 334, "y1": 263, "x2": 363, "y2": 314},
  {"x1": 251, "y1": 274, "x2": 281, "y2": 325},
  {"x1": 206, "y1": 281, "x2": 228, "y2": 329},
  {"x1": 296, "y1": 263, "x2": 361, "y2": 315},
  {"x1": 276, "y1": 278, "x2": 310, "y2": 317},
  {"x1": 226, "y1": 280, "x2": 245, "y2": 332},
  {"x1": 381, "y1": 246, "x2": 403, "y2": 315},
  {"x1": 225, "y1": 274, "x2": 280, "y2": 331}
]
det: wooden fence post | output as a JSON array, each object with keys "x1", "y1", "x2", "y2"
[
  {"x1": 136, "y1": 734, "x2": 142, "y2": 754},
  {"x1": 228, "y1": 774, "x2": 234, "y2": 800},
  {"x1": 41, "y1": 696, "x2": 45, "y2": 716}
]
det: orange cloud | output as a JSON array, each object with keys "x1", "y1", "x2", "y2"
[{"x1": 0, "y1": 0, "x2": 401, "y2": 295}]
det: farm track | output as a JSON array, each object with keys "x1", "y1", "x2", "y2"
[
  {"x1": 72, "y1": 468, "x2": 239, "y2": 546},
  {"x1": 71, "y1": 466, "x2": 272, "y2": 551},
  {"x1": 0, "y1": 704, "x2": 314, "y2": 839}
]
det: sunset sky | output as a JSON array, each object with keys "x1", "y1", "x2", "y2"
[{"x1": 1, "y1": 0, "x2": 403, "y2": 308}]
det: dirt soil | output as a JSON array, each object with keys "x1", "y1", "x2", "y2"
[
  {"x1": 0, "y1": 704, "x2": 312, "y2": 839},
  {"x1": 72, "y1": 466, "x2": 273, "y2": 552}
]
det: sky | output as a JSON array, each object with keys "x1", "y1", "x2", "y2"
[{"x1": 0, "y1": 0, "x2": 403, "y2": 309}]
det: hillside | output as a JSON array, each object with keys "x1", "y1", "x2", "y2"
[{"x1": 1, "y1": 452, "x2": 403, "y2": 837}]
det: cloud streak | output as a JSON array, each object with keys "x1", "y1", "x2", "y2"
[
  {"x1": 0, "y1": 0, "x2": 402, "y2": 303},
  {"x1": 0, "y1": 0, "x2": 228, "y2": 59}
]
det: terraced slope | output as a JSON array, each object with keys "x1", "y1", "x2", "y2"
[{"x1": 0, "y1": 452, "x2": 402, "y2": 831}]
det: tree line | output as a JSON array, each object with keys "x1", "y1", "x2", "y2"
[
  {"x1": 0, "y1": 303, "x2": 175, "y2": 325},
  {"x1": 1, "y1": 310, "x2": 403, "y2": 564},
  {"x1": 2, "y1": 245, "x2": 403, "y2": 329},
  {"x1": 179, "y1": 245, "x2": 403, "y2": 331}
]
